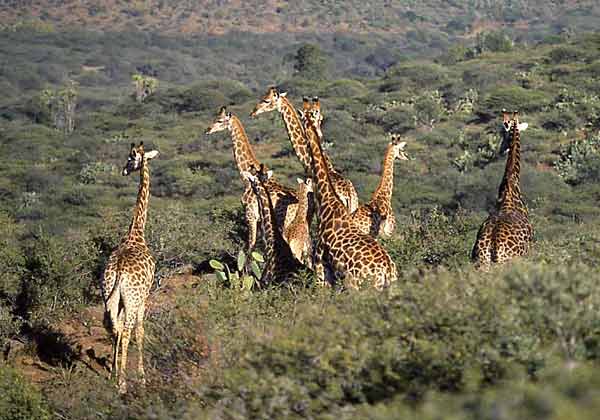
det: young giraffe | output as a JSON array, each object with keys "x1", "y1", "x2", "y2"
[
  {"x1": 251, "y1": 87, "x2": 359, "y2": 212},
  {"x1": 350, "y1": 134, "x2": 409, "y2": 238},
  {"x1": 101, "y1": 142, "x2": 158, "y2": 394},
  {"x1": 242, "y1": 165, "x2": 302, "y2": 285},
  {"x1": 205, "y1": 106, "x2": 302, "y2": 251},
  {"x1": 282, "y1": 177, "x2": 313, "y2": 268},
  {"x1": 302, "y1": 106, "x2": 397, "y2": 289},
  {"x1": 471, "y1": 110, "x2": 533, "y2": 269}
]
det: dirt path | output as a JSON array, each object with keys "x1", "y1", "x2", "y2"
[{"x1": 8, "y1": 273, "x2": 204, "y2": 385}]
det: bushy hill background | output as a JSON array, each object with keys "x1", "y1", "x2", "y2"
[{"x1": 3, "y1": 3, "x2": 600, "y2": 419}]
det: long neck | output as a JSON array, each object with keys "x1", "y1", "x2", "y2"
[
  {"x1": 127, "y1": 159, "x2": 150, "y2": 241},
  {"x1": 305, "y1": 122, "x2": 345, "y2": 212},
  {"x1": 497, "y1": 123, "x2": 526, "y2": 214},
  {"x1": 252, "y1": 179, "x2": 277, "y2": 259},
  {"x1": 230, "y1": 115, "x2": 261, "y2": 175},
  {"x1": 279, "y1": 97, "x2": 312, "y2": 173},
  {"x1": 293, "y1": 186, "x2": 310, "y2": 223},
  {"x1": 370, "y1": 143, "x2": 396, "y2": 205}
]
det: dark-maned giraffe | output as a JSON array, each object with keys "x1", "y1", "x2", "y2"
[
  {"x1": 101, "y1": 142, "x2": 158, "y2": 393},
  {"x1": 302, "y1": 106, "x2": 397, "y2": 289},
  {"x1": 350, "y1": 134, "x2": 409, "y2": 238},
  {"x1": 250, "y1": 87, "x2": 358, "y2": 212},
  {"x1": 242, "y1": 165, "x2": 302, "y2": 285},
  {"x1": 471, "y1": 110, "x2": 533, "y2": 269},
  {"x1": 206, "y1": 106, "x2": 302, "y2": 251}
]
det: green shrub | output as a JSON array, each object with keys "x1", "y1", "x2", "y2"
[
  {"x1": 20, "y1": 231, "x2": 100, "y2": 325},
  {"x1": 0, "y1": 366, "x2": 49, "y2": 420},
  {"x1": 554, "y1": 132, "x2": 600, "y2": 185},
  {"x1": 477, "y1": 86, "x2": 551, "y2": 120}
]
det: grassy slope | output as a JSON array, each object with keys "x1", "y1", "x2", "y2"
[{"x1": 1, "y1": 0, "x2": 599, "y2": 36}]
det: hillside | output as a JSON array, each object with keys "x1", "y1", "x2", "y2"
[
  {"x1": 2, "y1": 0, "x2": 600, "y2": 37},
  {"x1": 2, "y1": 14, "x2": 600, "y2": 419}
]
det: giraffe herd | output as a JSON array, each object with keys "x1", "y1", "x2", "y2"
[{"x1": 100, "y1": 89, "x2": 533, "y2": 392}]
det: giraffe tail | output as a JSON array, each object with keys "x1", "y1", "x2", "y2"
[{"x1": 103, "y1": 271, "x2": 123, "y2": 339}]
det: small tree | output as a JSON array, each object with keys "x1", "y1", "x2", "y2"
[
  {"x1": 132, "y1": 73, "x2": 159, "y2": 103},
  {"x1": 39, "y1": 79, "x2": 78, "y2": 134},
  {"x1": 293, "y1": 43, "x2": 330, "y2": 80}
]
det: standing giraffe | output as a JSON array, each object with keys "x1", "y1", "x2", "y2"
[
  {"x1": 250, "y1": 87, "x2": 359, "y2": 212},
  {"x1": 350, "y1": 134, "x2": 409, "y2": 238},
  {"x1": 206, "y1": 106, "x2": 302, "y2": 251},
  {"x1": 101, "y1": 142, "x2": 158, "y2": 393},
  {"x1": 471, "y1": 110, "x2": 533, "y2": 269},
  {"x1": 283, "y1": 177, "x2": 314, "y2": 268},
  {"x1": 302, "y1": 107, "x2": 397, "y2": 289},
  {"x1": 242, "y1": 165, "x2": 302, "y2": 285}
]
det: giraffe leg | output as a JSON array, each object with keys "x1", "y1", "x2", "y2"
[
  {"x1": 111, "y1": 309, "x2": 124, "y2": 380},
  {"x1": 118, "y1": 309, "x2": 136, "y2": 394},
  {"x1": 313, "y1": 241, "x2": 333, "y2": 287},
  {"x1": 111, "y1": 332, "x2": 120, "y2": 380},
  {"x1": 135, "y1": 304, "x2": 146, "y2": 386},
  {"x1": 245, "y1": 201, "x2": 259, "y2": 251}
]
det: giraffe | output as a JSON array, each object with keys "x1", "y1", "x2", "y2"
[
  {"x1": 471, "y1": 110, "x2": 533, "y2": 269},
  {"x1": 282, "y1": 177, "x2": 313, "y2": 268},
  {"x1": 242, "y1": 165, "x2": 302, "y2": 285},
  {"x1": 101, "y1": 142, "x2": 158, "y2": 393},
  {"x1": 250, "y1": 87, "x2": 359, "y2": 212},
  {"x1": 205, "y1": 106, "x2": 302, "y2": 251},
  {"x1": 350, "y1": 134, "x2": 409, "y2": 238},
  {"x1": 299, "y1": 96, "x2": 359, "y2": 212},
  {"x1": 301, "y1": 105, "x2": 397, "y2": 289}
]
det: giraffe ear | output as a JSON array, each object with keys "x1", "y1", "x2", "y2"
[
  {"x1": 305, "y1": 178, "x2": 313, "y2": 191},
  {"x1": 266, "y1": 170, "x2": 273, "y2": 179},
  {"x1": 517, "y1": 122, "x2": 529, "y2": 132},
  {"x1": 296, "y1": 178, "x2": 303, "y2": 185},
  {"x1": 398, "y1": 141, "x2": 407, "y2": 149},
  {"x1": 145, "y1": 150, "x2": 159, "y2": 160},
  {"x1": 241, "y1": 171, "x2": 254, "y2": 182},
  {"x1": 280, "y1": 91, "x2": 287, "y2": 97}
]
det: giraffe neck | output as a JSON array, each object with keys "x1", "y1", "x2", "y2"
[
  {"x1": 370, "y1": 143, "x2": 396, "y2": 205},
  {"x1": 251, "y1": 178, "x2": 277, "y2": 260},
  {"x1": 497, "y1": 122, "x2": 526, "y2": 214},
  {"x1": 305, "y1": 121, "x2": 345, "y2": 214},
  {"x1": 293, "y1": 185, "x2": 311, "y2": 224},
  {"x1": 127, "y1": 159, "x2": 150, "y2": 242},
  {"x1": 229, "y1": 115, "x2": 262, "y2": 175},
  {"x1": 279, "y1": 97, "x2": 312, "y2": 173}
]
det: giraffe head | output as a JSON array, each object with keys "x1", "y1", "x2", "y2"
[
  {"x1": 296, "y1": 177, "x2": 313, "y2": 193},
  {"x1": 300, "y1": 96, "x2": 323, "y2": 138},
  {"x1": 298, "y1": 99, "x2": 324, "y2": 139},
  {"x1": 121, "y1": 142, "x2": 159, "y2": 176},
  {"x1": 241, "y1": 164, "x2": 273, "y2": 185},
  {"x1": 205, "y1": 106, "x2": 232, "y2": 134},
  {"x1": 389, "y1": 134, "x2": 409, "y2": 161},
  {"x1": 499, "y1": 109, "x2": 528, "y2": 154},
  {"x1": 250, "y1": 86, "x2": 287, "y2": 117}
]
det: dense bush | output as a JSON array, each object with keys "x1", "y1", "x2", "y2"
[
  {"x1": 0, "y1": 366, "x2": 49, "y2": 420},
  {"x1": 554, "y1": 132, "x2": 600, "y2": 185}
]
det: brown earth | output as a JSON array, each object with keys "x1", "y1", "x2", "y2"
[{"x1": 7, "y1": 273, "x2": 205, "y2": 385}]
